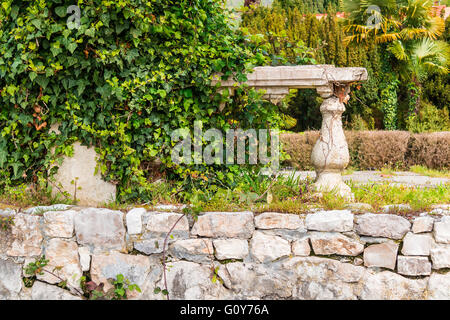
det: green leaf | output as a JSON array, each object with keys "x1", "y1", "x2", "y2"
[
  {"x1": 29, "y1": 72, "x2": 37, "y2": 82},
  {"x1": 67, "y1": 43, "x2": 77, "y2": 54},
  {"x1": 55, "y1": 6, "x2": 67, "y2": 18}
]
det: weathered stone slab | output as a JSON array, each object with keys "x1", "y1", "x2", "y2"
[
  {"x1": 412, "y1": 216, "x2": 434, "y2": 234},
  {"x1": 126, "y1": 208, "x2": 145, "y2": 235},
  {"x1": 250, "y1": 231, "x2": 291, "y2": 263},
  {"x1": 434, "y1": 216, "x2": 450, "y2": 244},
  {"x1": 355, "y1": 213, "x2": 411, "y2": 239},
  {"x1": 192, "y1": 212, "x2": 254, "y2": 239},
  {"x1": 74, "y1": 208, "x2": 125, "y2": 252},
  {"x1": 38, "y1": 239, "x2": 82, "y2": 291},
  {"x1": 78, "y1": 247, "x2": 91, "y2": 272},
  {"x1": 7, "y1": 214, "x2": 43, "y2": 257},
  {"x1": 397, "y1": 256, "x2": 431, "y2": 276},
  {"x1": 44, "y1": 210, "x2": 75, "y2": 238},
  {"x1": 31, "y1": 281, "x2": 81, "y2": 300},
  {"x1": 255, "y1": 212, "x2": 303, "y2": 230},
  {"x1": 430, "y1": 243, "x2": 450, "y2": 269},
  {"x1": 90, "y1": 252, "x2": 151, "y2": 298},
  {"x1": 363, "y1": 242, "x2": 398, "y2": 270},
  {"x1": 309, "y1": 232, "x2": 364, "y2": 256},
  {"x1": 361, "y1": 271, "x2": 427, "y2": 300},
  {"x1": 292, "y1": 237, "x2": 311, "y2": 256},
  {"x1": 305, "y1": 210, "x2": 353, "y2": 232},
  {"x1": 0, "y1": 258, "x2": 22, "y2": 299},
  {"x1": 169, "y1": 239, "x2": 214, "y2": 263},
  {"x1": 427, "y1": 272, "x2": 450, "y2": 299},
  {"x1": 213, "y1": 239, "x2": 249, "y2": 260},
  {"x1": 144, "y1": 212, "x2": 189, "y2": 239},
  {"x1": 401, "y1": 232, "x2": 433, "y2": 256},
  {"x1": 134, "y1": 239, "x2": 165, "y2": 255},
  {"x1": 51, "y1": 142, "x2": 116, "y2": 206}
]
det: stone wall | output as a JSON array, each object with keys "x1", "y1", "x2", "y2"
[{"x1": 1, "y1": 205, "x2": 449, "y2": 300}]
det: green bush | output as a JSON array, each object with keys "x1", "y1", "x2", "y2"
[
  {"x1": 406, "y1": 101, "x2": 450, "y2": 133},
  {"x1": 0, "y1": 0, "x2": 274, "y2": 202}
]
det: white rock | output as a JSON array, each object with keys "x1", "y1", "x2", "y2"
[
  {"x1": 363, "y1": 242, "x2": 398, "y2": 270},
  {"x1": 292, "y1": 237, "x2": 311, "y2": 256},
  {"x1": 44, "y1": 210, "x2": 75, "y2": 238},
  {"x1": 412, "y1": 216, "x2": 434, "y2": 234},
  {"x1": 250, "y1": 231, "x2": 291, "y2": 263},
  {"x1": 74, "y1": 208, "x2": 126, "y2": 252},
  {"x1": 169, "y1": 239, "x2": 214, "y2": 263},
  {"x1": 0, "y1": 258, "x2": 22, "y2": 299},
  {"x1": 31, "y1": 281, "x2": 81, "y2": 300},
  {"x1": 255, "y1": 212, "x2": 303, "y2": 230},
  {"x1": 192, "y1": 212, "x2": 255, "y2": 239},
  {"x1": 361, "y1": 271, "x2": 427, "y2": 300},
  {"x1": 434, "y1": 216, "x2": 450, "y2": 244},
  {"x1": 38, "y1": 239, "x2": 83, "y2": 291},
  {"x1": 355, "y1": 213, "x2": 411, "y2": 239},
  {"x1": 401, "y1": 232, "x2": 433, "y2": 256},
  {"x1": 144, "y1": 212, "x2": 189, "y2": 239},
  {"x1": 309, "y1": 232, "x2": 364, "y2": 256},
  {"x1": 213, "y1": 239, "x2": 249, "y2": 260},
  {"x1": 306, "y1": 210, "x2": 354, "y2": 232},
  {"x1": 427, "y1": 272, "x2": 450, "y2": 299},
  {"x1": 430, "y1": 243, "x2": 450, "y2": 269},
  {"x1": 7, "y1": 214, "x2": 43, "y2": 257},
  {"x1": 397, "y1": 256, "x2": 431, "y2": 276},
  {"x1": 134, "y1": 239, "x2": 165, "y2": 255},
  {"x1": 126, "y1": 208, "x2": 145, "y2": 235},
  {"x1": 78, "y1": 247, "x2": 91, "y2": 272}
]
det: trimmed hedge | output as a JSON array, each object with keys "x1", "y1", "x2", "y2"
[{"x1": 281, "y1": 131, "x2": 450, "y2": 170}]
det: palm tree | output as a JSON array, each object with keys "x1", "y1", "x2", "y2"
[{"x1": 342, "y1": 0, "x2": 449, "y2": 113}]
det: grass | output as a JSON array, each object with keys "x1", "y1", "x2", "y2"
[{"x1": 409, "y1": 165, "x2": 450, "y2": 179}]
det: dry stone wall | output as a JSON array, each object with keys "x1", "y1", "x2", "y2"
[{"x1": 1, "y1": 205, "x2": 450, "y2": 300}]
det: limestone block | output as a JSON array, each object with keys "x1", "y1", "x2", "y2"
[
  {"x1": 430, "y1": 243, "x2": 450, "y2": 269},
  {"x1": 43, "y1": 210, "x2": 75, "y2": 238},
  {"x1": 292, "y1": 237, "x2": 311, "y2": 256},
  {"x1": 363, "y1": 242, "x2": 398, "y2": 270},
  {"x1": 412, "y1": 216, "x2": 434, "y2": 234},
  {"x1": 397, "y1": 256, "x2": 431, "y2": 276},
  {"x1": 255, "y1": 212, "x2": 303, "y2": 230},
  {"x1": 7, "y1": 214, "x2": 43, "y2": 257},
  {"x1": 169, "y1": 239, "x2": 214, "y2": 263},
  {"x1": 401, "y1": 232, "x2": 433, "y2": 256},
  {"x1": 31, "y1": 281, "x2": 81, "y2": 300},
  {"x1": 126, "y1": 208, "x2": 145, "y2": 235},
  {"x1": 144, "y1": 212, "x2": 189, "y2": 239},
  {"x1": 305, "y1": 210, "x2": 354, "y2": 232},
  {"x1": 250, "y1": 231, "x2": 291, "y2": 263},
  {"x1": 213, "y1": 239, "x2": 249, "y2": 260},
  {"x1": 309, "y1": 232, "x2": 364, "y2": 256},
  {"x1": 52, "y1": 142, "x2": 116, "y2": 206},
  {"x1": 192, "y1": 212, "x2": 255, "y2": 239},
  {"x1": 0, "y1": 258, "x2": 22, "y2": 299},
  {"x1": 427, "y1": 272, "x2": 450, "y2": 299},
  {"x1": 434, "y1": 216, "x2": 450, "y2": 244},
  {"x1": 355, "y1": 213, "x2": 411, "y2": 239}
]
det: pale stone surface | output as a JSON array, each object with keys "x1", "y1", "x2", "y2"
[
  {"x1": 397, "y1": 256, "x2": 431, "y2": 276},
  {"x1": 434, "y1": 216, "x2": 450, "y2": 244},
  {"x1": 78, "y1": 247, "x2": 91, "y2": 272},
  {"x1": 44, "y1": 210, "x2": 75, "y2": 238},
  {"x1": 305, "y1": 210, "x2": 354, "y2": 232},
  {"x1": 311, "y1": 96, "x2": 353, "y2": 200},
  {"x1": 292, "y1": 237, "x2": 311, "y2": 256},
  {"x1": 90, "y1": 251, "x2": 151, "y2": 298},
  {"x1": 250, "y1": 231, "x2": 291, "y2": 263},
  {"x1": 38, "y1": 239, "x2": 82, "y2": 291},
  {"x1": 255, "y1": 212, "x2": 303, "y2": 230},
  {"x1": 309, "y1": 232, "x2": 364, "y2": 256},
  {"x1": 401, "y1": 232, "x2": 433, "y2": 256},
  {"x1": 169, "y1": 239, "x2": 214, "y2": 263},
  {"x1": 361, "y1": 271, "x2": 427, "y2": 300},
  {"x1": 51, "y1": 142, "x2": 116, "y2": 206},
  {"x1": 31, "y1": 281, "x2": 81, "y2": 300},
  {"x1": 213, "y1": 239, "x2": 249, "y2": 260},
  {"x1": 0, "y1": 258, "x2": 22, "y2": 299},
  {"x1": 192, "y1": 212, "x2": 255, "y2": 239},
  {"x1": 144, "y1": 212, "x2": 189, "y2": 239},
  {"x1": 360, "y1": 236, "x2": 391, "y2": 244},
  {"x1": 74, "y1": 208, "x2": 125, "y2": 252},
  {"x1": 430, "y1": 243, "x2": 450, "y2": 269},
  {"x1": 363, "y1": 242, "x2": 398, "y2": 270},
  {"x1": 355, "y1": 213, "x2": 411, "y2": 239},
  {"x1": 126, "y1": 208, "x2": 145, "y2": 235},
  {"x1": 157, "y1": 261, "x2": 230, "y2": 300},
  {"x1": 7, "y1": 214, "x2": 43, "y2": 257},
  {"x1": 412, "y1": 216, "x2": 434, "y2": 234},
  {"x1": 427, "y1": 272, "x2": 450, "y2": 299},
  {"x1": 134, "y1": 239, "x2": 165, "y2": 255}
]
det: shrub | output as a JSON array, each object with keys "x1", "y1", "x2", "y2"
[
  {"x1": 406, "y1": 101, "x2": 450, "y2": 133},
  {"x1": 0, "y1": 0, "x2": 273, "y2": 202},
  {"x1": 406, "y1": 132, "x2": 450, "y2": 170}
]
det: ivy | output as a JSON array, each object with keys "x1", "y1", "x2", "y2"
[{"x1": 0, "y1": 0, "x2": 275, "y2": 202}]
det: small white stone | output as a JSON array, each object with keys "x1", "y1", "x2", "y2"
[
  {"x1": 401, "y1": 232, "x2": 433, "y2": 256},
  {"x1": 306, "y1": 210, "x2": 354, "y2": 232},
  {"x1": 126, "y1": 208, "x2": 145, "y2": 235},
  {"x1": 213, "y1": 239, "x2": 249, "y2": 260},
  {"x1": 434, "y1": 216, "x2": 450, "y2": 244},
  {"x1": 250, "y1": 231, "x2": 291, "y2": 263},
  {"x1": 430, "y1": 243, "x2": 450, "y2": 269},
  {"x1": 292, "y1": 238, "x2": 310, "y2": 256},
  {"x1": 397, "y1": 256, "x2": 431, "y2": 276},
  {"x1": 412, "y1": 216, "x2": 434, "y2": 234},
  {"x1": 78, "y1": 247, "x2": 91, "y2": 272}
]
